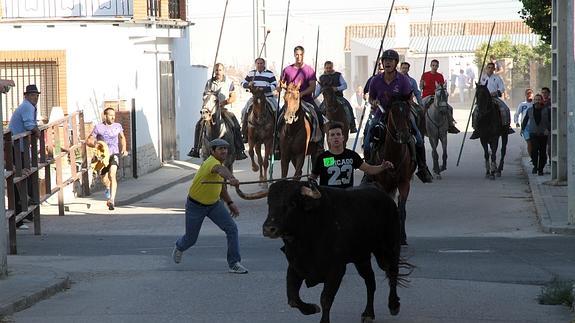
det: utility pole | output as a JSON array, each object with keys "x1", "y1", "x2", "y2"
[
  {"x1": 0, "y1": 86, "x2": 7, "y2": 277},
  {"x1": 566, "y1": 0, "x2": 575, "y2": 224},
  {"x1": 254, "y1": 0, "x2": 268, "y2": 59}
]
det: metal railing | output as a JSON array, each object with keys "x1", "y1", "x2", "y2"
[
  {"x1": 3, "y1": 111, "x2": 90, "y2": 254},
  {"x1": 1, "y1": 0, "x2": 133, "y2": 19}
]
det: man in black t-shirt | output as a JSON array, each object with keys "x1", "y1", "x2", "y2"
[{"x1": 311, "y1": 123, "x2": 393, "y2": 188}]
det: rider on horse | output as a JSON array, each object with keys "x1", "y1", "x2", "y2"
[
  {"x1": 188, "y1": 63, "x2": 247, "y2": 160},
  {"x1": 240, "y1": 57, "x2": 278, "y2": 143},
  {"x1": 469, "y1": 62, "x2": 515, "y2": 139},
  {"x1": 314, "y1": 60, "x2": 358, "y2": 133},
  {"x1": 365, "y1": 49, "x2": 434, "y2": 183},
  {"x1": 399, "y1": 62, "x2": 423, "y2": 107},
  {"x1": 420, "y1": 59, "x2": 460, "y2": 134},
  {"x1": 280, "y1": 46, "x2": 323, "y2": 141}
]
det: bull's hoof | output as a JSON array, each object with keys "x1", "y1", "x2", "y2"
[
  {"x1": 361, "y1": 315, "x2": 375, "y2": 323},
  {"x1": 389, "y1": 303, "x2": 400, "y2": 316},
  {"x1": 290, "y1": 301, "x2": 320, "y2": 315}
]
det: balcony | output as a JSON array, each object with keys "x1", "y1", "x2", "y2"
[
  {"x1": 1, "y1": 0, "x2": 133, "y2": 19},
  {"x1": 1, "y1": 0, "x2": 185, "y2": 21}
]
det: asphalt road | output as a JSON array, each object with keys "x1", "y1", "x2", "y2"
[{"x1": 7, "y1": 131, "x2": 575, "y2": 323}]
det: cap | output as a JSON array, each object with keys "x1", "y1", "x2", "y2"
[
  {"x1": 209, "y1": 138, "x2": 230, "y2": 149},
  {"x1": 381, "y1": 49, "x2": 399, "y2": 62}
]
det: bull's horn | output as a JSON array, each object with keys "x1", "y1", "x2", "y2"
[
  {"x1": 300, "y1": 186, "x2": 321, "y2": 199},
  {"x1": 235, "y1": 186, "x2": 268, "y2": 200}
]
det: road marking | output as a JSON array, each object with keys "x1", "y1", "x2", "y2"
[{"x1": 437, "y1": 249, "x2": 491, "y2": 254}]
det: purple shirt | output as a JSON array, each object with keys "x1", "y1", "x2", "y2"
[
  {"x1": 368, "y1": 71, "x2": 412, "y2": 110},
  {"x1": 281, "y1": 64, "x2": 317, "y2": 103},
  {"x1": 91, "y1": 122, "x2": 123, "y2": 154}
]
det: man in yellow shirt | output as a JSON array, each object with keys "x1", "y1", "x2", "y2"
[{"x1": 172, "y1": 138, "x2": 248, "y2": 274}]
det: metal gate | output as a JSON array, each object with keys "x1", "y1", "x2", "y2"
[{"x1": 159, "y1": 61, "x2": 176, "y2": 162}]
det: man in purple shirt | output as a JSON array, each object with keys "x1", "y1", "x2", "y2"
[
  {"x1": 281, "y1": 46, "x2": 323, "y2": 130},
  {"x1": 366, "y1": 49, "x2": 433, "y2": 183},
  {"x1": 87, "y1": 108, "x2": 128, "y2": 210}
]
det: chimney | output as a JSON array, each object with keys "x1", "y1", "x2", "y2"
[{"x1": 394, "y1": 6, "x2": 410, "y2": 49}]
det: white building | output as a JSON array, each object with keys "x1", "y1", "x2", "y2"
[{"x1": 0, "y1": 0, "x2": 207, "y2": 176}]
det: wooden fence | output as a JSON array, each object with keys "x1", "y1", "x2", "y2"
[{"x1": 3, "y1": 111, "x2": 90, "y2": 254}]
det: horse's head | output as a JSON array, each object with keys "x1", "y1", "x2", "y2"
[
  {"x1": 250, "y1": 87, "x2": 267, "y2": 111},
  {"x1": 474, "y1": 81, "x2": 494, "y2": 117},
  {"x1": 321, "y1": 84, "x2": 339, "y2": 113},
  {"x1": 434, "y1": 82, "x2": 449, "y2": 112},
  {"x1": 283, "y1": 83, "x2": 301, "y2": 124},
  {"x1": 201, "y1": 91, "x2": 220, "y2": 123},
  {"x1": 387, "y1": 101, "x2": 413, "y2": 145}
]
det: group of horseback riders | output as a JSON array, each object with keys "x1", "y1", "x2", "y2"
[{"x1": 187, "y1": 46, "x2": 515, "y2": 183}]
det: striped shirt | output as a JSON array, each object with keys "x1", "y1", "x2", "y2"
[{"x1": 241, "y1": 69, "x2": 277, "y2": 97}]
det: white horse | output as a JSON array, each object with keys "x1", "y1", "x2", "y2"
[{"x1": 425, "y1": 83, "x2": 449, "y2": 179}]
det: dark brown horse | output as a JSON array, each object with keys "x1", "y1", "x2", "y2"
[
  {"x1": 199, "y1": 91, "x2": 236, "y2": 171},
  {"x1": 279, "y1": 83, "x2": 318, "y2": 179},
  {"x1": 321, "y1": 86, "x2": 349, "y2": 142},
  {"x1": 247, "y1": 87, "x2": 275, "y2": 185},
  {"x1": 369, "y1": 101, "x2": 416, "y2": 245}
]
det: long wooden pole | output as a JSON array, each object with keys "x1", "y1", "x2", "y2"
[
  {"x1": 352, "y1": 0, "x2": 396, "y2": 152},
  {"x1": 456, "y1": 21, "x2": 497, "y2": 166},
  {"x1": 212, "y1": 0, "x2": 230, "y2": 79},
  {"x1": 421, "y1": 0, "x2": 436, "y2": 78},
  {"x1": 269, "y1": 0, "x2": 291, "y2": 180}
]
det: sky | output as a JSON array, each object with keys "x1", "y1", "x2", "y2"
[{"x1": 187, "y1": 0, "x2": 527, "y2": 72}]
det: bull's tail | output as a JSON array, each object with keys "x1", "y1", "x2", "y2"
[{"x1": 396, "y1": 257, "x2": 415, "y2": 288}]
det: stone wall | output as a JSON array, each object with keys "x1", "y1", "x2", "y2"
[{"x1": 137, "y1": 142, "x2": 161, "y2": 176}]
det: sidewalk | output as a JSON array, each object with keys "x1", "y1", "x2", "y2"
[
  {"x1": 0, "y1": 159, "x2": 199, "y2": 319},
  {"x1": 521, "y1": 157, "x2": 575, "y2": 235}
]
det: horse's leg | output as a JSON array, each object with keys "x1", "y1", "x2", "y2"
[
  {"x1": 397, "y1": 181, "x2": 410, "y2": 245},
  {"x1": 293, "y1": 154, "x2": 305, "y2": 180},
  {"x1": 429, "y1": 135, "x2": 440, "y2": 176},
  {"x1": 256, "y1": 142, "x2": 265, "y2": 182},
  {"x1": 261, "y1": 140, "x2": 272, "y2": 187},
  {"x1": 481, "y1": 138, "x2": 491, "y2": 178},
  {"x1": 353, "y1": 261, "x2": 376, "y2": 322},
  {"x1": 489, "y1": 138, "x2": 498, "y2": 180},
  {"x1": 248, "y1": 135, "x2": 259, "y2": 172},
  {"x1": 440, "y1": 132, "x2": 448, "y2": 172},
  {"x1": 498, "y1": 133, "x2": 508, "y2": 175}
]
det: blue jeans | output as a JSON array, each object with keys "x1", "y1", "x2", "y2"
[{"x1": 176, "y1": 197, "x2": 241, "y2": 267}]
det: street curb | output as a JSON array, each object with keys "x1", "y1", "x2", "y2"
[
  {"x1": 0, "y1": 270, "x2": 70, "y2": 319},
  {"x1": 115, "y1": 173, "x2": 195, "y2": 207},
  {"x1": 521, "y1": 157, "x2": 575, "y2": 235}
]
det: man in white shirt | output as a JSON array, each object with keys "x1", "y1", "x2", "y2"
[
  {"x1": 514, "y1": 88, "x2": 534, "y2": 154},
  {"x1": 470, "y1": 62, "x2": 514, "y2": 139}
]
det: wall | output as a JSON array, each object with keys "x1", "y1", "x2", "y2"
[{"x1": 0, "y1": 23, "x2": 194, "y2": 175}]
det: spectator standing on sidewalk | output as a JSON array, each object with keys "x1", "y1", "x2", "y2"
[
  {"x1": 457, "y1": 69, "x2": 468, "y2": 103},
  {"x1": 86, "y1": 107, "x2": 128, "y2": 211},
  {"x1": 521, "y1": 94, "x2": 550, "y2": 176},
  {"x1": 172, "y1": 138, "x2": 248, "y2": 274},
  {"x1": 514, "y1": 88, "x2": 534, "y2": 155}
]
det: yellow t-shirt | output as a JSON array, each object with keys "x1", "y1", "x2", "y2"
[{"x1": 188, "y1": 156, "x2": 224, "y2": 205}]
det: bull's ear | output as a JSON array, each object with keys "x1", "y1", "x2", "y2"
[{"x1": 300, "y1": 186, "x2": 321, "y2": 199}]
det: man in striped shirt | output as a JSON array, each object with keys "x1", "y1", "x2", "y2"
[{"x1": 240, "y1": 58, "x2": 278, "y2": 142}]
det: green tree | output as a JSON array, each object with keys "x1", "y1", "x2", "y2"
[
  {"x1": 474, "y1": 38, "x2": 551, "y2": 98},
  {"x1": 519, "y1": 0, "x2": 551, "y2": 45}
]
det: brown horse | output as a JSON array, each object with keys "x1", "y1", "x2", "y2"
[
  {"x1": 247, "y1": 87, "x2": 275, "y2": 185},
  {"x1": 369, "y1": 101, "x2": 416, "y2": 245},
  {"x1": 321, "y1": 86, "x2": 349, "y2": 142},
  {"x1": 279, "y1": 83, "x2": 318, "y2": 179}
]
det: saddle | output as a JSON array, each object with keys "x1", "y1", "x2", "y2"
[{"x1": 278, "y1": 101, "x2": 323, "y2": 143}]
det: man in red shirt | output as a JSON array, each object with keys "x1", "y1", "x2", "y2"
[{"x1": 420, "y1": 60, "x2": 459, "y2": 133}]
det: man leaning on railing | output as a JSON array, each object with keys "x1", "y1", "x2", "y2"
[{"x1": 8, "y1": 84, "x2": 41, "y2": 229}]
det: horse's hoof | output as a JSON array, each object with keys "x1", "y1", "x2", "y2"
[
  {"x1": 361, "y1": 315, "x2": 375, "y2": 323},
  {"x1": 496, "y1": 172, "x2": 502, "y2": 177},
  {"x1": 251, "y1": 165, "x2": 259, "y2": 172},
  {"x1": 490, "y1": 174, "x2": 495, "y2": 180},
  {"x1": 441, "y1": 166, "x2": 447, "y2": 171},
  {"x1": 389, "y1": 304, "x2": 400, "y2": 316},
  {"x1": 435, "y1": 174, "x2": 442, "y2": 180}
]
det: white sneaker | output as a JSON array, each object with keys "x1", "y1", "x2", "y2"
[
  {"x1": 172, "y1": 246, "x2": 182, "y2": 264},
  {"x1": 229, "y1": 262, "x2": 248, "y2": 274}
]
